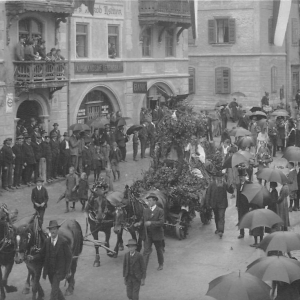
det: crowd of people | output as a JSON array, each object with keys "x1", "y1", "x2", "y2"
[{"x1": 15, "y1": 35, "x2": 65, "y2": 62}]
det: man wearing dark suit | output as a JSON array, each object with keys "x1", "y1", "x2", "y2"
[
  {"x1": 287, "y1": 162, "x2": 298, "y2": 211},
  {"x1": 138, "y1": 123, "x2": 148, "y2": 159},
  {"x1": 31, "y1": 177, "x2": 48, "y2": 225},
  {"x1": 147, "y1": 122, "x2": 156, "y2": 157},
  {"x1": 69, "y1": 133, "x2": 80, "y2": 171},
  {"x1": 50, "y1": 123, "x2": 61, "y2": 141},
  {"x1": 31, "y1": 136, "x2": 43, "y2": 183},
  {"x1": 1, "y1": 138, "x2": 15, "y2": 191},
  {"x1": 123, "y1": 239, "x2": 146, "y2": 300},
  {"x1": 50, "y1": 133, "x2": 60, "y2": 179},
  {"x1": 236, "y1": 168, "x2": 250, "y2": 239},
  {"x1": 41, "y1": 136, "x2": 52, "y2": 183},
  {"x1": 22, "y1": 135, "x2": 36, "y2": 186},
  {"x1": 27, "y1": 118, "x2": 36, "y2": 137},
  {"x1": 134, "y1": 193, "x2": 164, "y2": 276},
  {"x1": 28, "y1": 220, "x2": 72, "y2": 300},
  {"x1": 12, "y1": 136, "x2": 24, "y2": 188},
  {"x1": 31, "y1": 126, "x2": 40, "y2": 143},
  {"x1": 60, "y1": 132, "x2": 71, "y2": 177},
  {"x1": 82, "y1": 142, "x2": 92, "y2": 179}
]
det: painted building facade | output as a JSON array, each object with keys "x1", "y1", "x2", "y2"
[{"x1": 188, "y1": 0, "x2": 300, "y2": 111}]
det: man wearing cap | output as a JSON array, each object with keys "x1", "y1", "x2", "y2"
[
  {"x1": 50, "y1": 123, "x2": 61, "y2": 141},
  {"x1": 205, "y1": 173, "x2": 234, "y2": 238},
  {"x1": 50, "y1": 133, "x2": 60, "y2": 180},
  {"x1": 23, "y1": 135, "x2": 36, "y2": 186},
  {"x1": 12, "y1": 136, "x2": 24, "y2": 188},
  {"x1": 28, "y1": 220, "x2": 72, "y2": 300},
  {"x1": 31, "y1": 177, "x2": 48, "y2": 225},
  {"x1": 31, "y1": 135, "x2": 43, "y2": 183},
  {"x1": 41, "y1": 135, "x2": 52, "y2": 183},
  {"x1": 60, "y1": 133, "x2": 71, "y2": 177},
  {"x1": 123, "y1": 239, "x2": 146, "y2": 300},
  {"x1": 134, "y1": 193, "x2": 164, "y2": 273},
  {"x1": 1, "y1": 138, "x2": 15, "y2": 191}
]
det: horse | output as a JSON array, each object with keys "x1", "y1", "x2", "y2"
[
  {"x1": 0, "y1": 206, "x2": 17, "y2": 300},
  {"x1": 14, "y1": 213, "x2": 83, "y2": 300},
  {"x1": 85, "y1": 181, "x2": 120, "y2": 267}
]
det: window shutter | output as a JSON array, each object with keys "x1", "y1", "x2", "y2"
[
  {"x1": 189, "y1": 67, "x2": 195, "y2": 94},
  {"x1": 215, "y1": 67, "x2": 223, "y2": 94},
  {"x1": 222, "y1": 68, "x2": 231, "y2": 94},
  {"x1": 292, "y1": 18, "x2": 298, "y2": 46},
  {"x1": 268, "y1": 17, "x2": 273, "y2": 44},
  {"x1": 228, "y1": 18, "x2": 236, "y2": 44},
  {"x1": 208, "y1": 19, "x2": 216, "y2": 44}
]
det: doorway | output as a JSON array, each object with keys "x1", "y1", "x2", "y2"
[{"x1": 17, "y1": 100, "x2": 43, "y2": 127}]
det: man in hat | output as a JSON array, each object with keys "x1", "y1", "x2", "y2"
[
  {"x1": 31, "y1": 177, "x2": 48, "y2": 225},
  {"x1": 77, "y1": 133, "x2": 85, "y2": 174},
  {"x1": 27, "y1": 118, "x2": 36, "y2": 136},
  {"x1": 236, "y1": 166, "x2": 251, "y2": 239},
  {"x1": 50, "y1": 133, "x2": 60, "y2": 180},
  {"x1": 134, "y1": 193, "x2": 164, "y2": 274},
  {"x1": 60, "y1": 132, "x2": 71, "y2": 177},
  {"x1": 287, "y1": 162, "x2": 298, "y2": 212},
  {"x1": 41, "y1": 130, "x2": 47, "y2": 142},
  {"x1": 41, "y1": 135, "x2": 52, "y2": 183},
  {"x1": 50, "y1": 123, "x2": 61, "y2": 141},
  {"x1": 69, "y1": 132, "x2": 80, "y2": 171},
  {"x1": 31, "y1": 135, "x2": 43, "y2": 183},
  {"x1": 123, "y1": 239, "x2": 146, "y2": 300},
  {"x1": 82, "y1": 141, "x2": 92, "y2": 179},
  {"x1": 12, "y1": 136, "x2": 24, "y2": 188},
  {"x1": 1, "y1": 138, "x2": 15, "y2": 191},
  {"x1": 147, "y1": 121, "x2": 156, "y2": 157},
  {"x1": 28, "y1": 220, "x2": 72, "y2": 300},
  {"x1": 138, "y1": 122, "x2": 148, "y2": 159},
  {"x1": 22, "y1": 135, "x2": 36, "y2": 186},
  {"x1": 32, "y1": 126, "x2": 40, "y2": 143},
  {"x1": 115, "y1": 125, "x2": 128, "y2": 161},
  {"x1": 205, "y1": 173, "x2": 234, "y2": 238}
]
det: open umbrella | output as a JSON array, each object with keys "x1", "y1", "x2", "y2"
[
  {"x1": 250, "y1": 107, "x2": 262, "y2": 113},
  {"x1": 215, "y1": 100, "x2": 227, "y2": 107},
  {"x1": 229, "y1": 127, "x2": 252, "y2": 137},
  {"x1": 206, "y1": 272, "x2": 271, "y2": 300},
  {"x1": 126, "y1": 125, "x2": 143, "y2": 135},
  {"x1": 82, "y1": 124, "x2": 90, "y2": 131},
  {"x1": 256, "y1": 168, "x2": 289, "y2": 184},
  {"x1": 106, "y1": 191, "x2": 124, "y2": 207},
  {"x1": 87, "y1": 117, "x2": 110, "y2": 128},
  {"x1": 231, "y1": 91, "x2": 246, "y2": 97},
  {"x1": 239, "y1": 209, "x2": 283, "y2": 230},
  {"x1": 249, "y1": 111, "x2": 267, "y2": 120},
  {"x1": 282, "y1": 146, "x2": 300, "y2": 162},
  {"x1": 271, "y1": 110, "x2": 289, "y2": 117},
  {"x1": 222, "y1": 152, "x2": 248, "y2": 169},
  {"x1": 117, "y1": 118, "x2": 127, "y2": 127},
  {"x1": 69, "y1": 123, "x2": 86, "y2": 132},
  {"x1": 242, "y1": 183, "x2": 272, "y2": 207},
  {"x1": 257, "y1": 119, "x2": 275, "y2": 129},
  {"x1": 246, "y1": 256, "x2": 300, "y2": 284},
  {"x1": 238, "y1": 136, "x2": 255, "y2": 148},
  {"x1": 258, "y1": 231, "x2": 300, "y2": 253}
]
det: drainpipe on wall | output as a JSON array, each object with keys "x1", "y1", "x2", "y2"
[{"x1": 67, "y1": 16, "x2": 71, "y2": 130}]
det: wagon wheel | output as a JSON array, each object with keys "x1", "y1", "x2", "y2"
[{"x1": 175, "y1": 212, "x2": 189, "y2": 240}]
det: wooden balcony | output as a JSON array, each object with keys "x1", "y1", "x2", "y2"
[
  {"x1": 13, "y1": 61, "x2": 68, "y2": 96},
  {"x1": 138, "y1": 0, "x2": 191, "y2": 27}
]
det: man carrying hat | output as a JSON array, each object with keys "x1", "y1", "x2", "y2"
[
  {"x1": 50, "y1": 123, "x2": 61, "y2": 141},
  {"x1": 31, "y1": 177, "x2": 48, "y2": 226},
  {"x1": 12, "y1": 136, "x2": 24, "y2": 188},
  {"x1": 28, "y1": 220, "x2": 72, "y2": 300},
  {"x1": 1, "y1": 138, "x2": 15, "y2": 191},
  {"x1": 123, "y1": 239, "x2": 146, "y2": 300},
  {"x1": 134, "y1": 193, "x2": 164, "y2": 274}
]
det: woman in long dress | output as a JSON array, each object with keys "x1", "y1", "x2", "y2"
[
  {"x1": 277, "y1": 184, "x2": 290, "y2": 231},
  {"x1": 65, "y1": 166, "x2": 79, "y2": 213}
]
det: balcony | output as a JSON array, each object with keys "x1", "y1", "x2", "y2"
[
  {"x1": 13, "y1": 61, "x2": 68, "y2": 96},
  {"x1": 138, "y1": 0, "x2": 191, "y2": 27}
]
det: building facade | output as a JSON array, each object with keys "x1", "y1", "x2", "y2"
[
  {"x1": 0, "y1": 0, "x2": 191, "y2": 140},
  {"x1": 188, "y1": 0, "x2": 300, "y2": 111}
]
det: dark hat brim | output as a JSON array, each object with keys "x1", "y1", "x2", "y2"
[
  {"x1": 126, "y1": 243, "x2": 138, "y2": 247},
  {"x1": 46, "y1": 225, "x2": 61, "y2": 229}
]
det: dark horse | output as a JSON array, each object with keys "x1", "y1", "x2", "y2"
[
  {"x1": 0, "y1": 206, "x2": 17, "y2": 300},
  {"x1": 85, "y1": 181, "x2": 125, "y2": 266},
  {"x1": 14, "y1": 213, "x2": 83, "y2": 300}
]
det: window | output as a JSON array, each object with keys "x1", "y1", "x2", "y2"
[
  {"x1": 292, "y1": 18, "x2": 299, "y2": 46},
  {"x1": 271, "y1": 66, "x2": 278, "y2": 93},
  {"x1": 76, "y1": 24, "x2": 88, "y2": 58},
  {"x1": 188, "y1": 27, "x2": 195, "y2": 45},
  {"x1": 165, "y1": 29, "x2": 174, "y2": 57},
  {"x1": 268, "y1": 17, "x2": 274, "y2": 44},
  {"x1": 208, "y1": 18, "x2": 235, "y2": 44},
  {"x1": 189, "y1": 67, "x2": 195, "y2": 94},
  {"x1": 108, "y1": 25, "x2": 119, "y2": 58},
  {"x1": 19, "y1": 18, "x2": 43, "y2": 40},
  {"x1": 292, "y1": 72, "x2": 299, "y2": 97},
  {"x1": 215, "y1": 67, "x2": 231, "y2": 94},
  {"x1": 142, "y1": 27, "x2": 152, "y2": 57}
]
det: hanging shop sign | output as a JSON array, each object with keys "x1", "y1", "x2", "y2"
[
  {"x1": 6, "y1": 93, "x2": 13, "y2": 113},
  {"x1": 133, "y1": 82, "x2": 147, "y2": 94},
  {"x1": 74, "y1": 61, "x2": 123, "y2": 74}
]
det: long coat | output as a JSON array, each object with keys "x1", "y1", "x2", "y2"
[
  {"x1": 205, "y1": 181, "x2": 234, "y2": 209},
  {"x1": 140, "y1": 206, "x2": 164, "y2": 241},
  {"x1": 12, "y1": 144, "x2": 24, "y2": 165},
  {"x1": 65, "y1": 173, "x2": 79, "y2": 201},
  {"x1": 69, "y1": 135, "x2": 80, "y2": 156},
  {"x1": 23, "y1": 142, "x2": 36, "y2": 165},
  {"x1": 31, "y1": 186, "x2": 49, "y2": 209},
  {"x1": 277, "y1": 185, "x2": 290, "y2": 228},
  {"x1": 123, "y1": 251, "x2": 146, "y2": 281},
  {"x1": 236, "y1": 181, "x2": 251, "y2": 221},
  {"x1": 1, "y1": 145, "x2": 14, "y2": 167}
]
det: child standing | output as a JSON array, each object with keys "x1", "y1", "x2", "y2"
[
  {"x1": 132, "y1": 130, "x2": 139, "y2": 161},
  {"x1": 93, "y1": 146, "x2": 103, "y2": 182},
  {"x1": 123, "y1": 239, "x2": 145, "y2": 300},
  {"x1": 78, "y1": 172, "x2": 89, "y2": 211},
  {"x1": 109, "y1": 142, "x2": 121, "y2": 181}
]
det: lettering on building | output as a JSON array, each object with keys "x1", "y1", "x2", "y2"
[
  {"x1": 133, "y1": 82, "x2": 147, "y2": 94},
  {"x1": 74, "y1": 62, "x2": 124, "y2": 74},
  {"x1": 74, "y1": 3, "x2": 124, "y2": 19}
]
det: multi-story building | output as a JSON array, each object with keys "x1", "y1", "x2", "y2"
[
  {"x1": 0, "y1": 0, "x2": 191, "y2": 140},
  {"x1": 188, "y1": 0, "x2": 300, "y2": 111}
]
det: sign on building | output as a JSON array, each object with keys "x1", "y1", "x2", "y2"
[
  {"x1": 133, "y1": 82, "x2": 147, "y2": 94},
  {"x1": 6, "y1": 93, "x2": 13, "y2": 113},
  {"x1": 74, "y1": 62, "x2": 123, "y2": 74}
]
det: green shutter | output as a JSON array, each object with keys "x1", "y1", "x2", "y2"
[
  {"x1": 208, "y1": 19, "x2": 216, "y2": 44},
  {"x1": 215, "y1": 67, "x2": 223, "y2": 94},
  {"x1": 228, "y1": 19, "x2": 236, "y2": 44},
  {"x1": 268, "y1": 17, "x2": 273, "y2": 44}
]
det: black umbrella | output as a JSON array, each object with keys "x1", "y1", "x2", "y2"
[
  {"x1": 250, "y1": 107, "x2": 262, "y2": 113},
  {"x1": 117, "y1": 118, "x2": 126, "y2": 127},
  {"x1": 127, "y1": 125, "x2": 143, "y2": 135}
]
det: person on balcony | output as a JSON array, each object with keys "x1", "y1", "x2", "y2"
[
  {"x1": 35, "y1": 39, "x2": 46, "y2": 60},
  {"x1": 46, "y1": 48, "x2": 57, "y2": 62},
  {"x1": 15, "y1": 36, "x2": 25, "y2": 61},
  {"x1": 24, "y1": 40, "x2": 37, "y2": 61},
  {"x1": 55, "y1": 49, "x2": 65, "y2": 61}
]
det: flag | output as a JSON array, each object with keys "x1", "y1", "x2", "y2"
[
  {"x1": 189, "y1": 0, "x2": 198, "y2": 40},
  {"x1": 73, "y1": 0, "x2": 95, "y2": 16},
  {"x1": 273, "y1": 0, "x2": 292, "y2": 46}
]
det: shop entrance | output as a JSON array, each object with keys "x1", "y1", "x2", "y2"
[
  {"x1": 144, "y1": 83, "x2": 173, "y2": 109},
  {"x1": 17, "y1": 100, "x2": 43, "y2": 126}
]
